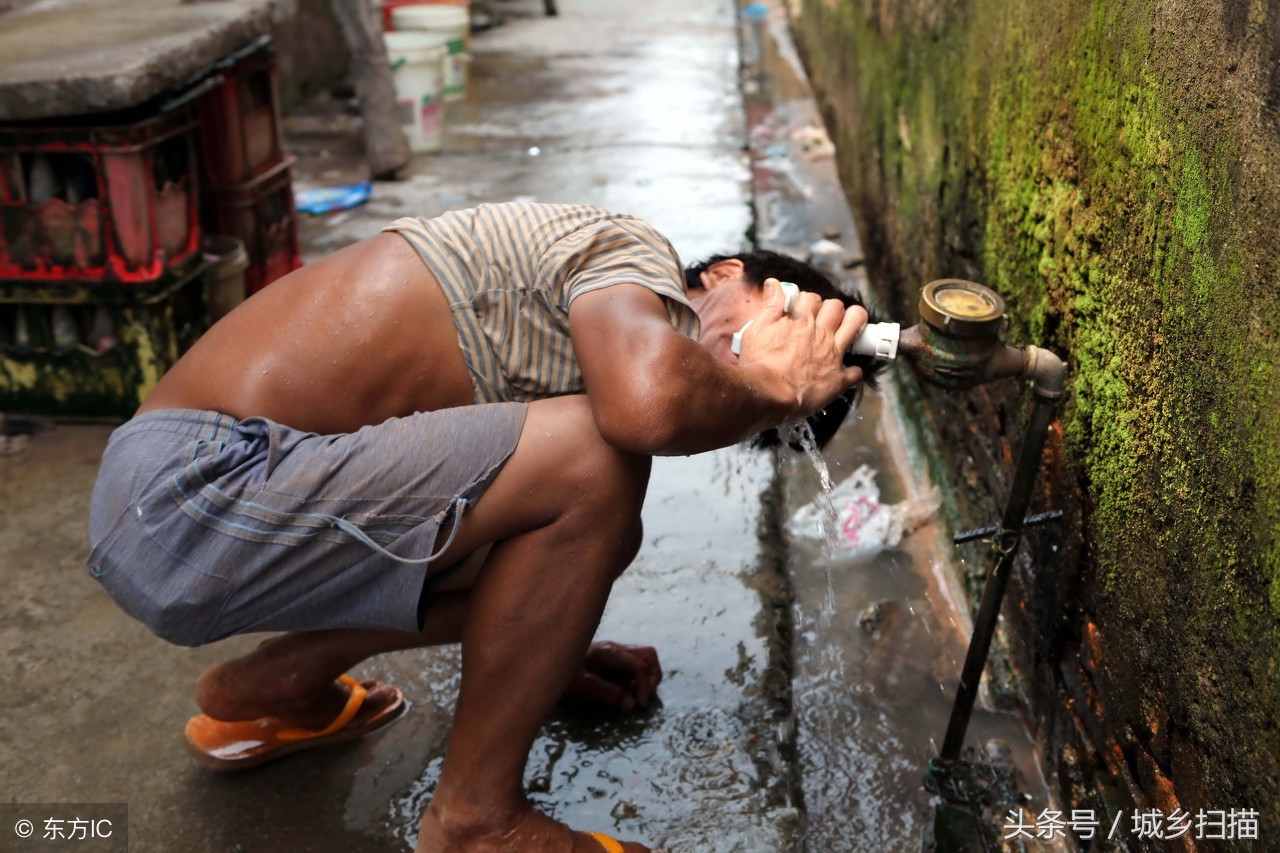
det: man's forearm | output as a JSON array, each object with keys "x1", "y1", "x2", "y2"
[{"x1": 587, "y1": 337, "x2": 799, "y2": 456}]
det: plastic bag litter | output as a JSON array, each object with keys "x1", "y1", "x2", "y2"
[
  {"x1": 788, "y1": 464, "x2": 941, "y2": 559},
  {"x1": 295, "y1": 181, "x2": 372, "y2": 215},
  {"x1": 807, "y1": 238, "x2": 845, "y2": 269}
]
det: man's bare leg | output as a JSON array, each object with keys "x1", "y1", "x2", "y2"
[
  {"x1": 193, "y1": 397, "x2": 655, "y2": 851},
  {"x1": 416, "y1": 424, "x2": 650, "y2": 853},
  {"x1": 194, "y1": 594, "x2": 471, "y2": 729},
  {"x1": 196, "y1": 593, "x2": 659, "y2": 730}
]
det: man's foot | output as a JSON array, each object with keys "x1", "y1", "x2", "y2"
[
  {"x1": 194, "y1": 633, "x2": 409, "y2": 727},
  {"x1": 196, "y1": 640, "x2": 653, "y2": 726},
  {"x1": 186, "y1": 674, "x2": 408, "y2": 770},
  {"x1": 417, "y1": 802, "x2": 651, "y2": 853}
]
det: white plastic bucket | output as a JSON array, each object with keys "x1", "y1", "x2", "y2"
[
  {"x1": 384, "y1": 31, "x2": 448, "y2": 153},
  {"x1": 391, "y1": 4, "x2": 469, "y2": 102}
]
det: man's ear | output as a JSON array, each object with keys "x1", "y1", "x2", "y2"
[{"x1": 698, "y1": 258, "x2": 745, "y2": 290}]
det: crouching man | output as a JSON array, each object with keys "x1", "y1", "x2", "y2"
[{"x1": 87, "y1": 202, "x2": 871, "y2": 853}]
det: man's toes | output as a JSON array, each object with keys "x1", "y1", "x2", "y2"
[{"x1": 348, "y1": 680, "x2": 405, "y2": 724}]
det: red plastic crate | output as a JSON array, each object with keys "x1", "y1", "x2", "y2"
[
  {"x1": 0, "y1": 109, "x2": 201, "y2": 285},
  {"x1": 202, "y1": 157, "x2": 301, "y2": 295},
  {"x1": 196, "y1": 55, "x2": 286, "y2": 187}
]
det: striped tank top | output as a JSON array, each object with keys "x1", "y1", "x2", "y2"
[{"x1": 384, "y1": 202, "x2": 701, "y2": 404}]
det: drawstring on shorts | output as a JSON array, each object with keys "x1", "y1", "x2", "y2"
[{"x1": 325, "y1": 495, "x2": 471, "y2": 565}]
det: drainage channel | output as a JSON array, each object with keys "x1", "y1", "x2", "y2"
[{"x1": 740, "y1": 4, "x2": 1066, "y2": 851}]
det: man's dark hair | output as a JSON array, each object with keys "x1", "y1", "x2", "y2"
[{"x1": 684, "y1": 249, "x2": 887, "y2": 450}]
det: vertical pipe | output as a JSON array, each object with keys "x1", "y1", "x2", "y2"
[{"x1": 939, "y1": 391, "x2": 1058, "y2": 761}]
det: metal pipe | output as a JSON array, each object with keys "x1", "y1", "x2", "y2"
[
  {"x1": 898, "y1": 279, "x2": 1071, "y2": 792},
  {"x1": 952, "y1": 509, "x2": 1063, "y2": 545},
  {"x1": 938, "y1": 346, "x2": 1065, "y2": 761}
]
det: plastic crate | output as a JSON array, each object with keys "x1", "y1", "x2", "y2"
[
  {"x1": 196, "y1": 55, "x2": 287, "y2": 187},
  {"x1": 202, "y1": 157, "x2": 301, "y2": 295},
  {"x1": 0, "y1": 264, "x2": 214, "y2": 417},
  {"x1": 0, "y1": 109, "x2": 201, "y2": 285}
]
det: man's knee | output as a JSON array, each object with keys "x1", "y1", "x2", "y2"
[
  {"x1": 443, "y1": 397, "x2": 651, "y2": 564},
  {"x1": 523, "y1": 397, "x2": 651, "y2": 527}
]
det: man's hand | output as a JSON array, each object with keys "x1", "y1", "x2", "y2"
[
  {"x1": 735, "y1": 278, "x2": 868, "y2": 419},
  {"x1": 563, "y1": 641, "x2": 663, "y2": 711}
]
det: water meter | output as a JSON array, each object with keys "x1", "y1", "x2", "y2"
[{"x1": 906, "y1": 280, "x2": 1012, "y2": 390}]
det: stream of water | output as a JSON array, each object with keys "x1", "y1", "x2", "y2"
[{"x1": 785, "y1": 419, "x2": 843, "y2": 622}]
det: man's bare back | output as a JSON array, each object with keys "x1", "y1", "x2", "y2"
[{"x1": 139, "y1": 233, "x2": 477, "y2": 431}]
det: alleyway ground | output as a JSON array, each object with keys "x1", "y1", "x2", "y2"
[{"x1": 0, "y1": 1, "x2": 1052, "y2": 850}]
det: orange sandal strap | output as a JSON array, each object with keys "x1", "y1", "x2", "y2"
[
  {"x1": 586, "y1": 832, "x2": 623, "y2": 853},
  {"x1": 276, "y1": 675, "x2": 366, "y2": 742}
]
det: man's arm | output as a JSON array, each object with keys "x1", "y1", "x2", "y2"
[{"x1": 569, "y1": 281, "x2": 866, "y2": 456}]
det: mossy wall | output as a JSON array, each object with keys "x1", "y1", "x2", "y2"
[{"x1": 791, "y1": 0, "x2": 1280, "y2": 839}]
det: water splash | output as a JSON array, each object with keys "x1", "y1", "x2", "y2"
[
  {"x1": 783, "y1": 420, "x2": 839, "y2": 553},
  {"x1": 784, "y1": 419, "x2": 841, "y2": 619}
]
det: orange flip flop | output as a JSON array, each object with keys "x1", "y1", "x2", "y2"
[
  {"x1": 185, "y1": 674, "x2": 407, "y2": 771},
  {"x1": 585, "y1": 832, "x2": 624, "y2": 853}
]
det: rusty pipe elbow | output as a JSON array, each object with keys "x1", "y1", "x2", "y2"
[
  {"x1": 978, "y1": 345, "x2": 1029, "y2": 384},
  {"x1": 898, "y1": 324, "x2": 924, "y2": 358},
  {"x1": 1023, "y1": 345, "x2": 1066, "y2": 399}
]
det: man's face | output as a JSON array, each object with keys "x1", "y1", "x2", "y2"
[{"x1": 688, "y1": 266, "x2": 767, "y2": 363}]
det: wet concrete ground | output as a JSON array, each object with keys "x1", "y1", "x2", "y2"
[{"x1": 0, "y1": 1, "x2": 1059, "y2": 850}]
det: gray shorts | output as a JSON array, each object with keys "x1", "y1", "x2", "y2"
[{"x1": 87, "y1": 404, "x2": 527, "y2": 646}]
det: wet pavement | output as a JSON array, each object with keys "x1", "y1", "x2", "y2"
[{"x1": 0, "y1": 1, "x2": 1059, "y2": 851}]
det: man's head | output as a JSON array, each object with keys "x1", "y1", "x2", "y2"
[{"x1": 683, "y1": 249, "x2": 886, "y2": 449}]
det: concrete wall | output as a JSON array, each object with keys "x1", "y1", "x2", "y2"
[
  {"x1": 790, "y1": 0, "x2": 1280, "y2": 841},
  {"x1": 270, "y1": 0, "x2": 348, "y2": 112}
]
